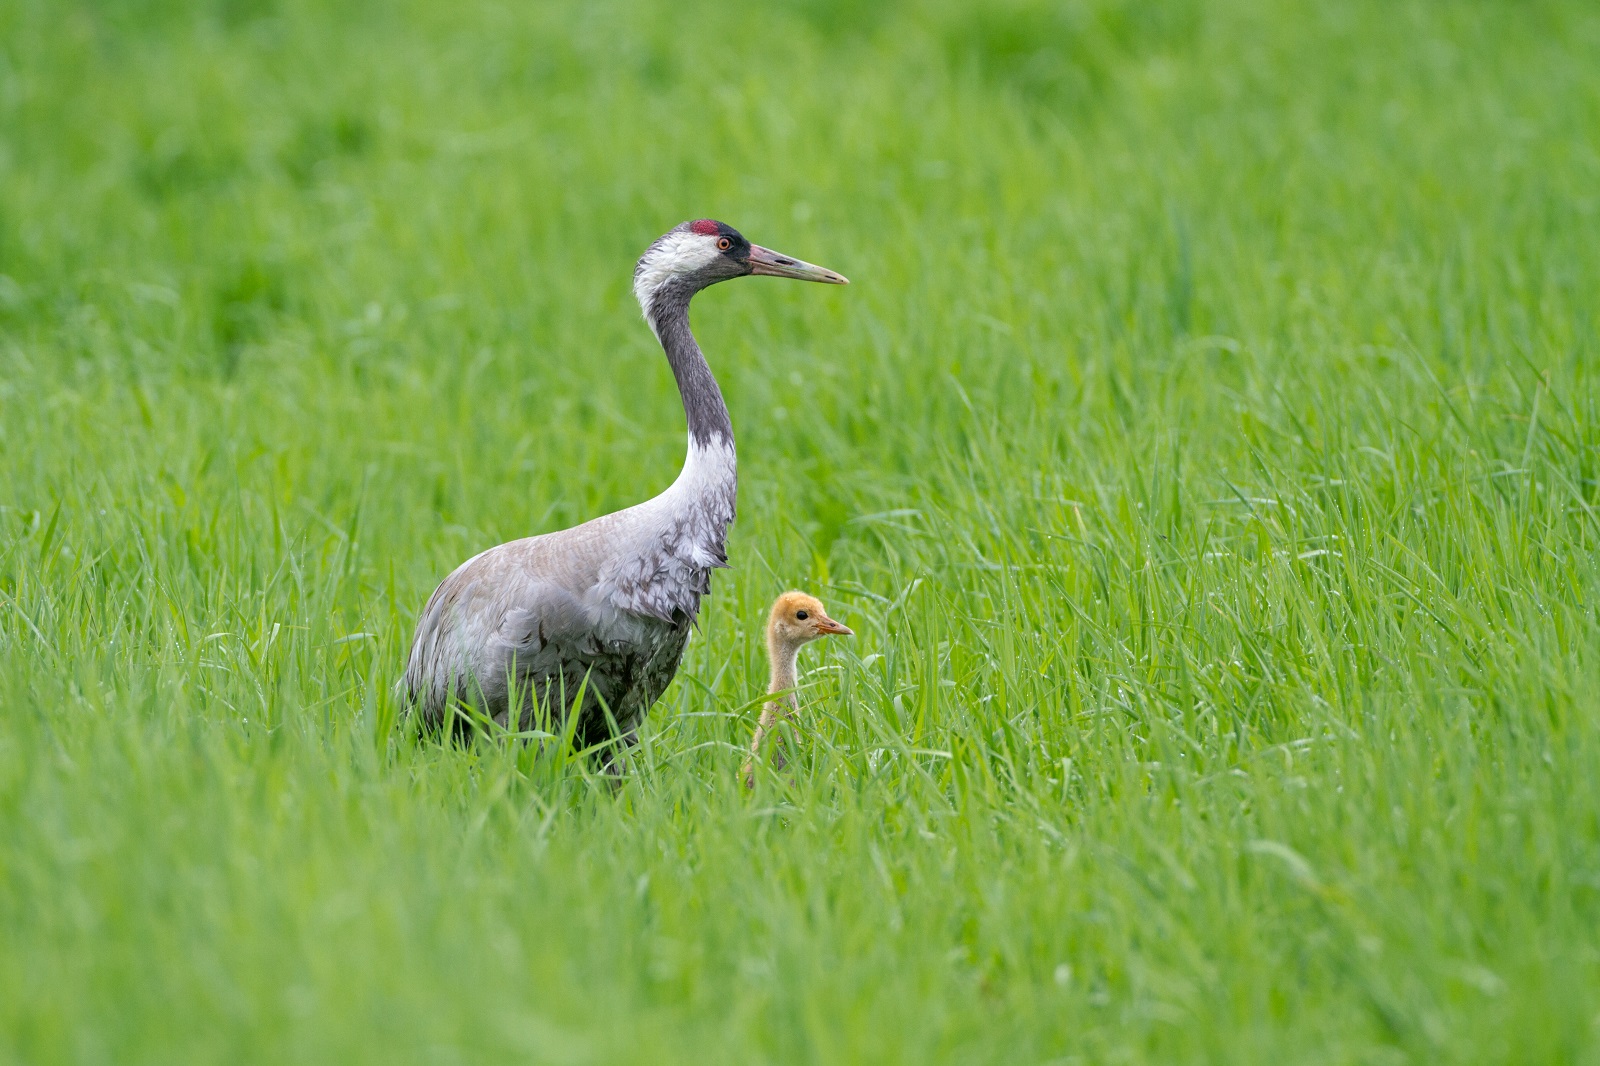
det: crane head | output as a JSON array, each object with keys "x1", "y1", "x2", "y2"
[
  {"x1": 634, "y1": 220, "x2": 848, "y2": 319},
  {"x1": 768, "y1": 591, "x2": 853, "y2": 649}
]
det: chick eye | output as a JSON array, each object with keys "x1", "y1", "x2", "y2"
[
  {"x1": 795, "y1": 610, "x2": 809, "y2": 620},
  {"x1": 717, "y1": 237, "x2": 732, "y2": 251}
]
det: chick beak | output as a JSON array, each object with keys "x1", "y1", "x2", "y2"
[{"x1": 813, "y1": 616, "x2": 853, "y2": 637}]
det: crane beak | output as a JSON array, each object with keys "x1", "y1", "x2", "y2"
[
  {"x1": 813, "y1": 616, "x2": 853, "y2": 637},
  {"x1": 747, "y1": 245, "x2": 849, "y2": 285}
]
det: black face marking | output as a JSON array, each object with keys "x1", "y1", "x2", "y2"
[
  {"x1": 795, "y1": 609, "x2": 809, "y2": 620},
  {"x1": 714, "y1": 222, "x2": 751, "y2": 263}
]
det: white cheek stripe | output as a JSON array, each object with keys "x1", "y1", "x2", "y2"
[{"x1": 634, "y1": 232, "x2": 721, "y2": 320}]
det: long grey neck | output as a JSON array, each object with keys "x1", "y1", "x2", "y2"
[{"x1": 648, "y1": 282, "x2": 734, "y2": 449}]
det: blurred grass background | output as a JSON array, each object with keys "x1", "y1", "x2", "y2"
[{"x1": 2, "y1": 0, "x2": 1599, "y2": 1062}]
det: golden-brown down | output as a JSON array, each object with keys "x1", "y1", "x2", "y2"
[{"x1": 742, "y1": 592, "x2": 853, "y2": 788}]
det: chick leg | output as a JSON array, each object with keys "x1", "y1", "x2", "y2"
[{"x1": 742, "y1": 703, "x2": 792, "y2": 788}]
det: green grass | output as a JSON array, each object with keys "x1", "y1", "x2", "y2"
[{"x1": 3, "y1": 0, "x2": 1600, "y2": 1061}]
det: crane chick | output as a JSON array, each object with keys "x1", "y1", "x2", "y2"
[{"x1": 742, "y1": 591, "x2": 852, "y2": 788}]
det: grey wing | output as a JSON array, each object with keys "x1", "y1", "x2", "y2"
[
  {"x1": 401, "y1": 508, "x2": 701, "y2": 736},
  {"x1": 401, "y1": 541, "x2": 599, "y2": 727},
  {"x1": 491, "y1": 585, "x2": 625, "y2": 728}
]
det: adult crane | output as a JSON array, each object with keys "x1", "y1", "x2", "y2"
[{"x1": 401, "y1": 219, "x2": 847, "y2": 769}]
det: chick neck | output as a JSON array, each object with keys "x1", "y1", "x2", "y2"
[{"x1": 767, "y1": 629, "x2": 804, "y2": 707}]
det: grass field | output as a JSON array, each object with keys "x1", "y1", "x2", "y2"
[{"x1": 3, "y1": 0, "x2": 1600, "y2": 1061}]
